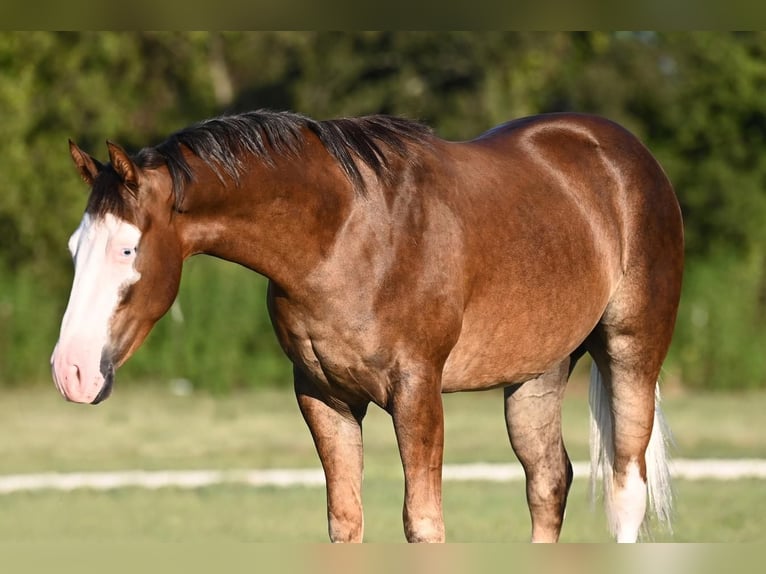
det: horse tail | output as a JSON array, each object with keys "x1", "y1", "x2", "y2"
[{"x1": 588, "y1": 362, "x2": 674, "y2": 539}]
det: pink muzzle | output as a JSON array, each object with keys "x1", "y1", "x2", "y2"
[{"x1": 51, "y1": 339, "x2": 114, "y2": 404}]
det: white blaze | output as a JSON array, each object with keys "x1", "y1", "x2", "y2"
[{"x1": 51, "y1": 213, "x2": 142, "y2": 403}]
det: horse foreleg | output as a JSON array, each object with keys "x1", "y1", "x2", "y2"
[
  {"x1": 390, "y1": 372, "x2": 445, "y2": 542},
  {"x1": 504, "y1": 361, "x2": 572, "y2": 543},
  {"x1": 294, "y1": 371, "x2": 367, "y2": 543}
]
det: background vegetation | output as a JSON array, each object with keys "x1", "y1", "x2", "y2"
[{"x1": 2, "y1": 31, "x2": 766, "y2": 391}]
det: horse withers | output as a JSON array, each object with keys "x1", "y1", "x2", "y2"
[{"x1": 51, "y1": 110, "x2": 683, "y2": 542}]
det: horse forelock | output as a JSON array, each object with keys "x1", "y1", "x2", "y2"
[
  {"x1": 133, "y1": 110, "x2": 434, "y2": 203},
  {"x1": 85, "y1": 167, "x2": 139, "y2": 223}
]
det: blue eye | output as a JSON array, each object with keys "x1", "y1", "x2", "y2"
[{"x1": 122, "y1": 247, "x2": 137, "y2": 257}]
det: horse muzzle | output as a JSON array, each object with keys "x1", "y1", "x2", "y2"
[{"x1": 51, "y1": 342, "x2": 115, "y2": 405}]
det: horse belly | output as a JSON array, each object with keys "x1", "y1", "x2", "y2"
[
  {"x1": 440, "y1": 268, "x2": 611, "y2": 392},
  {"x1": 441, "y1": 317, "x2": 594, "y2": 392}
]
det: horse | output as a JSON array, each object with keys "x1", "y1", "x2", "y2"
[{"x1": 51, "y1": 109, "x2": 683, "y2": 542}]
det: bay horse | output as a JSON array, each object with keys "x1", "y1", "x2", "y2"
[{"x1": 51, "y1": 110, "x2": 683, "y2": 542}]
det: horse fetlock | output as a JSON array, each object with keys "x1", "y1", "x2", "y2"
[
  {"x1": 328, "y1": 511, "x2": 364, "y2": 543},
  {"x1": 404, "y1": 515, "x2": 445, "y2": 543},
  {"x1": 610, "y1": 461, "x2": 647, "y2": 543}
]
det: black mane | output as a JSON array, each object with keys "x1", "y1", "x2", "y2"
[{"x1": 135, "y1": 110, "x2": 433, "y2": 204}]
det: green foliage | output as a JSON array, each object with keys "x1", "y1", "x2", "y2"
[
  {"x1": 670, "y1": 251, "x2": 766, "y2": 389},
  {"x1": 3, "y1": 31, "x2": 766, "y2": 390},
  {"x1": 0, "y1": 265, "x2": 63, "y2": 385},
  {"x1": 0, "y1": 31, "x2": 218, "y2": 289},
  {"x1": 655, "y1": 33, "x2": 766, "y2": 259}
]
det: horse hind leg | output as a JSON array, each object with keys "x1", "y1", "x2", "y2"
[
  {"x1": 588, "y1": 299, "x2": 676, "y2": 542},
  {"x1": 504, "y1": 359, "x2": 573, "y2": 542},
  {"x1": 586, "y1": 157, "x2": 681, "y2": 542}
]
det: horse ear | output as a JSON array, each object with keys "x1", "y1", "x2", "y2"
[
  {"x1": 106, "y1": 140, "x2": 140, "y2": 192},
  {"x1": 69, "y1": 140, "x2": 103, "y2": 186}
]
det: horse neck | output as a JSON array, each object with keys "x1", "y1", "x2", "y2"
[{"x1": 177, "y1": 148, "x2": 354, "y2": 290}]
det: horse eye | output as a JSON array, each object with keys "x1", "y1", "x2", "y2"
[{"x1": 122, "y1": 247, "x2": 136, "y2": 257}]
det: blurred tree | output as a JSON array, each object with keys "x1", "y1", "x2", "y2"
[
  {"x1": 541, "y1": 31, "x2": 766, "y2": 260},
  {"x1": 287, "y1": 32, "x2": 573, "y2": 138},
  {"x1": 0, "y1": 32, "x2": 219, "y2": 288},
  {"x1": 658, "y1": 32, "x2": 766, "y2": 259}
]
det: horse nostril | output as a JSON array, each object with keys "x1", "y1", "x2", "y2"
[{"x1": 67, "y1": 364, "x2": 81, "y2": 385}]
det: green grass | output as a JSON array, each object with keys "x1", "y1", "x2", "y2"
[
  {"x1": 2, "y1": 381, "x2": 764, "y2": 474},
  {"x1": 1, "y1": 384, "x2": 765, "y2": 542},
  {"x1": 1, "y1": 479, "x2": 763, "y2": 542}
]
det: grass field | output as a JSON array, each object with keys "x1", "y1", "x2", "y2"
[{"x1": 1, "y1": 381, "x2": 764, "y2": 542}]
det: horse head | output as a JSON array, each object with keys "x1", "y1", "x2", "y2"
[{"x1": 51, "y1": 141, "x2": 183, "y2": 403}]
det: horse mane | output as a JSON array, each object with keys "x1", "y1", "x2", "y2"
[{"x1": 135, "y1": 110, "x2": 434, "y2": 206}]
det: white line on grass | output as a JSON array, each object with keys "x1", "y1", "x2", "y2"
[
  {"x1": 442, "y1": 459, "x2": 766, "y2": 482},
  {"x1": 0, "y1": 459, "x2": 764, "y2": 494}
]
